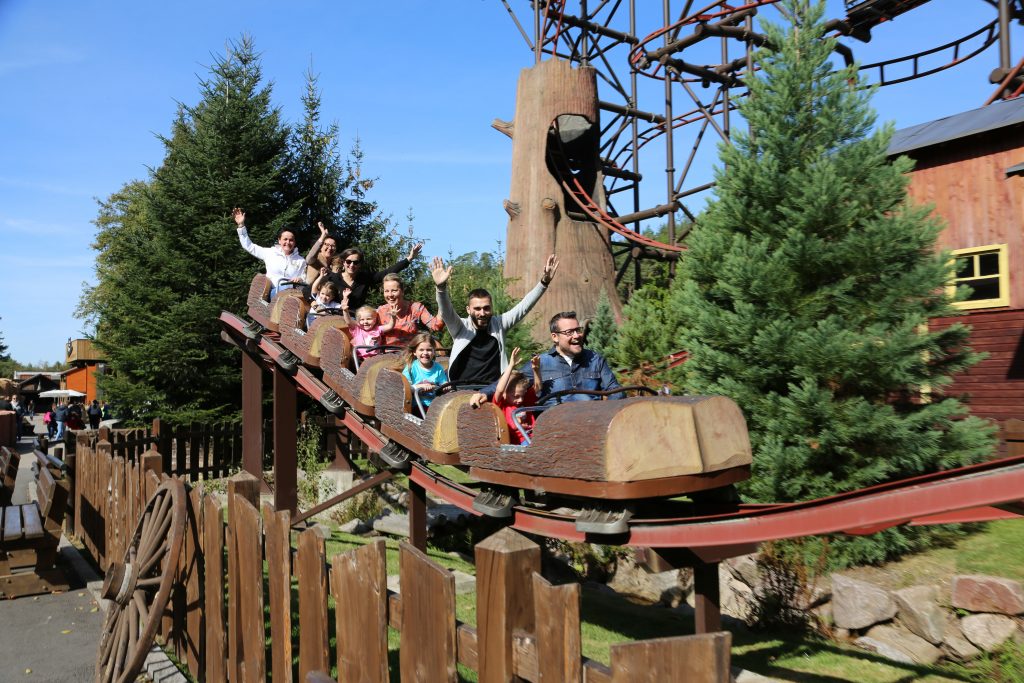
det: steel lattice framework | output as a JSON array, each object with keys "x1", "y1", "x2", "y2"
[{"x1": 500, "y1": 0, "x2": 1024, "y2": 288}]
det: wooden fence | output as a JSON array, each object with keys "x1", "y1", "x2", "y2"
[{"x1": 69, "y1": 434, "x2": 732, "y2": 682}]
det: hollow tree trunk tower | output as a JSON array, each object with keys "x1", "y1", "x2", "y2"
[{"x1": 496, "y1": 59, "x2": 622, "y2": 343}]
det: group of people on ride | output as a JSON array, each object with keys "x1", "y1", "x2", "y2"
[{"x1": 233, "y1": 208, "x2": 622, "y2": 439}]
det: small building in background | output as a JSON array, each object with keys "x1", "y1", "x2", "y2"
[
  {"x1": 889, "y1": 97, "x2": 1024, "y2": 450},
  {"x1": 62, "y1": 338, "x2": 106, "y2": 404},
  {"x1": 15, "y1": 372, "x2": 62, "y2": 411}
]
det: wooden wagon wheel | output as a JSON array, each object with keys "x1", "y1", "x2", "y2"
[{"x1": 94, "y1": 478, "x2": 186, "y2": 683}]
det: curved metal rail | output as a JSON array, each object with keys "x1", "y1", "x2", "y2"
[{"x1": 221, "y1": 309, "x2": 1024, "y2": 549}]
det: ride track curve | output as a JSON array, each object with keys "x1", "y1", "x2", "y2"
[{"x1": 219, "y1": 309, "x2": 1024, "y2": 553}]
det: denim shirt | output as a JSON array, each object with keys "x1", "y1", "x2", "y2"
[{"x1": 484, "y1": 347, "x2": 623, "y2": 403}]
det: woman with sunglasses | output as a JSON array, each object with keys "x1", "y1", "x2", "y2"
[{"x1": 318, "y1": 242, "x2": 423, "y2": 313}]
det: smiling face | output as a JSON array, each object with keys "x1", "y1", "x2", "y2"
[
  {"x1": 382, "y1": 280, "x2": 404, "y2": 307},
  {"x1": 317, "y1": 290, "x2": 334, "y2": 306},
  {"x1": 356, "y1": 310, "x2": 378, "y2": 331},
  {"x1": 414, "y1": 341, "x2": 436, "y2": 367},
  {"x1": 320, "y1": 237, "x2": 338, "y2": 260},
  {"x1": 466, "y1": 295, "x2": 493, "y2": 330},
  {"x1": 505, "y1": 377, "x2": 531, "y2": 407},
  {"x1": 551, "y1": 317, "x2": 584, "y2": 357},
  {"x1": 278, "y1": 231, "x2": 297, "y2": 255}
]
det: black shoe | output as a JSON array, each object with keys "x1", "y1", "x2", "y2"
[{"x1": 472, "y1": 488, "x2": 517, "y2": 518}]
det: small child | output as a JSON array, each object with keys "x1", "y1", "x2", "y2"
[
  {"x1": 344, "y1": 301, "x2": 396, "y2": 362},
  {"x1": 492, "y1": 347, "x2": 543, "y2": 444},
  {"x1": 401, "y1": 333, "x2": 448, "y2": 413},
  {"x1": 306, "y1": 281, "x2": 343, "y2": 328}
]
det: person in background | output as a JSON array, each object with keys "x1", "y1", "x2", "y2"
[
  {"x1": 54, "y1": 402, "x2": 69, "y2": 440},
  {"x1": 87, "y1": 399, "x2": 103, "y2": 430}
]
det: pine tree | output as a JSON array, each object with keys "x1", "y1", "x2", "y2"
[
  {"x1": 82, "y1": 37, "x2": 298, "y2": 422},
  {"x1": 667, "y1": 0, "x2": 994, "y2": 566},
  {"x1": 585, "y1": 290, "x2": 618, "y2": 361},
  {"x1": 288, "y1": 66, "x2": 345, "y2": 239}
]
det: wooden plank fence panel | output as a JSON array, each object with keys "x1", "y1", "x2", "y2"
[
  {"x1": 228, "y1": 473, "x2": 263, "y2": 683},
  {"x1": 175, "y1": 425, "x2": 187, "y2": 479},
  {"x1": 332, "y1": 539, "x2": 388, "y2": 683},
  {"x1": 189, "y1": 422, "x2": 200, "y2": 483},
  {"x1": 203, "y1": 494, "x2": 226, "y2": 683},
  {"x1": 399, "y1": 542, "x2": 458, "y2": 683},
  {"x1": 533, "y1": 574, "x2": 582, "y2": 683},
  {"x1": 609, "y1": 632, "x2": 731, "y2": 683},
  {"x1": 184, "y1": 486, "x2": 204, "y2": 679},
  {"x1": 263, "y1": 504, "x2": 293, "y2": 683},
  {"x1": 476, "y1": 528, "x2": 540, "y2": 683},
  {"x1": 297, "y1": 528, "x2": 329, "y2": 683}
]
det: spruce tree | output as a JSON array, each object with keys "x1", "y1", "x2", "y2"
[
  {"x1": 83, "y1": 37, "x2": 298, "y2": 422},
  {"x1": 585, "y1": 290, "x2": 618, "y2": 361},
  {"x1": 667, "y1": 0, "x2": 994, "y2": 566}
]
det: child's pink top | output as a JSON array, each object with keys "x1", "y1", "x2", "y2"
[{"x1": 350, "y1": 324, "x2": 390, "y2": 360}]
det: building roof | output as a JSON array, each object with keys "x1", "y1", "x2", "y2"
[{"x1": 888, "y1": 97, "x2": 1024, "y2": 156}]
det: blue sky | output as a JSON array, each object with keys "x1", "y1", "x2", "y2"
[{"x1": 0, "y1": 0, "x2": 1018, "y2": 364}]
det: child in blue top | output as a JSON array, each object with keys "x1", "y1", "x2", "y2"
[{"x1": 401, "y1": 333, "x2": 447, "y2": 412}]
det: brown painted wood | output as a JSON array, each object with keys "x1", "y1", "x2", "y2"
[
  {"x1": 399, "y1": 542, "x2": 458, "y2": 682},
  {"x1": 296, "y1": 528, "x2": 330, "y2": 682},
  {"x1": 228, "y1": 473, "x2": 261, "y2": 683},
  {"x1": 693, "y1": 562, "x2": 722, "y2": 635},
  {"x1": 182, "y1": 486, "x2": 204, "y2": 677},
  {"x1": 409, "y1": 479, "x2": 428, "y2": 552},
  {"x1": 274, "y1": 367, "x2": 298, "y2": 515},
  {"x1": 459, "y1": 396, "x2": 751, "y2": 485},
  {"x1": 476, "y1": 528, "x2": 541, "y2": 683},
  {"x1": 374, "y1": 370, "x2": 474, "y2": 462},
  {"x1": 262, "y1": 503, "x2": 293, "y2": 683},
  {"x1": 203, "y1": 494, "x2": 227, "y2": 683},
  {"x1": 609, "y1": 631, "x2": 731, "y2": 682},
  {"x1": 332, "y1": 539, "x2": 389, "y2": 683},
  {"x1": 234, "y1": 495, "x2": 266, "y2": 683},
  {"x1": 503, "y1": 59, "x2": 621, "y2": 343},
  {"x1": 533, "y1": 574, "x2": 582, "y2": 682},
  {"x1": 242, "y1": 347, "x2": 264, "y2": 481}
]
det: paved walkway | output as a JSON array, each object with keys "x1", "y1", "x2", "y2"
[{"x1": 0, "y1": 422, "x2": 105, "y2": 682}]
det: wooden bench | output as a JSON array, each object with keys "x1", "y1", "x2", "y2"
[
  {"x1": 0, "y1": 456, "x2": 69, "y2": 598},
  {"x1": 0, "y1": 446, "x2": 20, "y2": 506}
]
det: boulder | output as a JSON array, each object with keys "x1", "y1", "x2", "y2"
[
  {"x1": 951, "y1": 575, "x2": 1024, "y2": 615},
  {"x1": 450, "y1": 569, "x2": 476, "y2": 596},
  {"x1": 607, "y1": 554, "x2": 689, "y2": 607},
  {"x1": 960, "y1": 613, "x2": 1019, "y2": 652},
  {"x1": 831, "y1": 574, "x2": 897, "y2": 630},
  {"x1": 942, "y1": 616, "x2": 981, "y2": 661},
  {"x1": 893, "y1": 585, "x2": 945, "y2": 644},
  {"x1": 725, "y1": 553, "x2": 760, "y2": 589},
  {"x1": 855, "y1": 625, "x2": 943, "y2": 665},
  {"x1": 372, "y1": 512, "x2": 410, "y2": 538}
]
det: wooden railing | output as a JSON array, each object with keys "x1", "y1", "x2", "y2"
[{"x1": 68, "y1": 435, "x2": 732, "y2": 682}]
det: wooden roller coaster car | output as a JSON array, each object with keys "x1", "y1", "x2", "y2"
[
  {"x1": 457, "y1": 394, "x2": 751, "y2": 499},
  {"x1": 245, "y1": 273, "x2": 306, "y2": 334},
  {"x1": 277, "y1": 293, "x2": 351, "y2": 368}
]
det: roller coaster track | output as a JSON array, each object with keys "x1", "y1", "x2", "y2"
[{"x1": 221, "y1": 310, "x2": 1024, "y2": 551}]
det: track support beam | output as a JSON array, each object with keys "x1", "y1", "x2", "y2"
[{"x1": 273, "y1": 367, "x2": 298, "y2": 515}]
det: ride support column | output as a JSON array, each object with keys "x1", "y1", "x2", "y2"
[
  {"x1": 273, "y1": 366, "x2": 298, "y2": 515},
  {"x1": 241, "y1": 348, "x2": 263, "y2": 481}
]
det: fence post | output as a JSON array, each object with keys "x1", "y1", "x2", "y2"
[
  {"x1": 476, "y1": 528, "x2": 541, "y2": 683},
  {"x1": 152, "y1": 418, "x2": 173, "y2": 474},
  {"x1": 227, "y1": 472, "x2": 261, "y2": 683}
]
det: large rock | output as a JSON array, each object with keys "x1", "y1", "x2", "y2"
[
  {"x1": 607, "y1": 554, "x2": 689, "y2": 607},
  {"x1": 951, "y1": 575, "x2": 1024, "y2": 615},
  {"x1": 831, "y1": 575, "x2": 896, "y2": 630},
  {"x1": 893, "y1": 585, "x2": 945, "y2": 644},
  {"x1": 942, "y1": 616, "x2": 982, "y2": 661},
  {"x1": 959, "y1": 613, "x2": 1019, "y2": 652},
  {"x1": 855, "y1": 625, "x2": 943, "y2": 665},
  {"x1": 725, "y1": 554, "x2": 761, "y2": 589}
]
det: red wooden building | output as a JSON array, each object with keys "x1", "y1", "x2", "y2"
[{"x1": 889, "y1": 97, "x2": 1024, "y2": 428}]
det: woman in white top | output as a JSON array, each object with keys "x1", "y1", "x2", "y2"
[{"x1": 232, "y1": 208, "x2": 308, "y2": 299}]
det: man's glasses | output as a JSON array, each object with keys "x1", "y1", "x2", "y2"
[
  {"x1": 345, "y1": 259, "x2": 362, "y2": 266},
  {"x1": 554, "y1": 327, "x2": 584, "y2": 337}
]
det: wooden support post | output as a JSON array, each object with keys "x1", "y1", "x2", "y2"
[
  {"x1": 409, "y1": 479, "x2": 427, "y2": 552},
  {"x1": 327, "y1": 415, "x2": 355, "y2": 472},
  {"x1": 693, "y1": 561, "x2": 722, "y2": 635},
  {"x1": 273, "y1": 367, "x2": 298, "y2": 515},
  {"x1": 476, "y1": 528, "x2": 541, "y2": 683},
  {"x1": 241, "y1": 348, "x2": 263, "y2": 480}
]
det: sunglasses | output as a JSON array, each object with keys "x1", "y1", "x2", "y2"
[
  {"x1": 345, "y1": 259, "x2": 362, "y2": 265},
  {"x1": 554, "y1": 327, "x2": 584, "y2": 337}
]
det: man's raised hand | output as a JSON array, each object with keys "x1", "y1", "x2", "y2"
[
  {"x1": 431, "y1": 256, "x2": 453, "y2": 288},
  {"x1": 541, "y1": 254, "x2": 559, "y2": 286}
]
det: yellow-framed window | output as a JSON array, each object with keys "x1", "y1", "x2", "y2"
[{"x1": 948, "y1": 244, "x2": 1010, "y2": 310}]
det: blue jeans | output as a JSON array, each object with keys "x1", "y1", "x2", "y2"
[{"x1": 55, "y1": 420, "x2": 66, "y2": 440}]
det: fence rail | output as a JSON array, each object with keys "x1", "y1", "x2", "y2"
[{"x1": 68, "y1": 434, "x2": 732, "y2": 682}]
